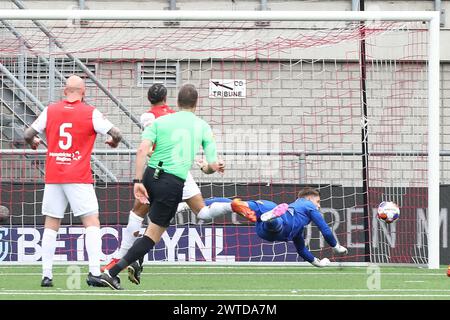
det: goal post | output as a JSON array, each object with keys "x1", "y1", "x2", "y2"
[
  {"x1": 426, "y1": 14, "x2": 440, "y2": 270},
  {"x1": 0, "y1": 10, "x2": 441, "y2": 269}
]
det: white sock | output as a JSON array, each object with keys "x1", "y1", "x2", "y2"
[
  {"x1": 42, "y1": 228, "x2": 57, "y2": 279},
  {"x1": 116, "y1": 211, "x2": 144, "y2": 259},
  {"x1": 197, "y1": 203, "x2": 232, "y2": 220},
  {"x1": 85, "y1": 226, "x2": 102, "y2": 276}
]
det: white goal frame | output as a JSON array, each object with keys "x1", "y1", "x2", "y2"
[{"x1": 0, "y1": 9, "x2": 441, "y2": 269}]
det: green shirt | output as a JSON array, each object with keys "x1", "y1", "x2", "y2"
[{"x1": 141, "y1": 110, "x2": 218, "y2": 180}]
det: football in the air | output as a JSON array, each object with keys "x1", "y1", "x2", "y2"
[{"x1": 377, "y1": 201, "x2": 400, "y2": 224}]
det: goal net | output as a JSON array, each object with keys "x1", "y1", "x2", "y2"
[{"x1": 0, "y1": 10, "x2": 440, "y2": 267}]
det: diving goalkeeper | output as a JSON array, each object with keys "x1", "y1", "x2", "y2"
[{"x1": 205, "y1": 187, "x2": 348, "y2": 267}]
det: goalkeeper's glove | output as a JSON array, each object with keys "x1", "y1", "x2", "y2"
[
  {"x1": 311, "y1": 257, "x2": 330, "y2": 268},
  {"x1": 332, "y1": 244, "x2": 348, "y2": 255}
]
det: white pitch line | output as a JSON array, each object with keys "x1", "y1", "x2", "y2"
[
  {"x1": 0, "y1": 265, "x2": 444, "y2": 272},
  {"x1": 0, "y1": 265, "x2": 282, "y2": 268},
  {"x1": 0, "y1": 272, "x2": 444, "y2": 276},
  {"x1": 404, "y1": 281, "x2": 426, "y2": 283},
  {"x1": 0, "y1": 292, "x2": 448, "y2": 298},
  {"x1": 0, "y1": 288, "x2": 448, "y2": 293}
]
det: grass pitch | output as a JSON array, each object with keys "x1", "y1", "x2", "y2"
[{"x1": 0, "y1": 265, "x2": 448, "y2": 300}]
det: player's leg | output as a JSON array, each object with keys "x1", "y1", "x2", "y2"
[
  {"x1": 65, "y1": 184, "x2": 104, "y2": 286},
  {"x1": 125, "y1": 202, "x2": 195, "y2": 284},
  {"x1": 103, "y1": 210, "x2": 171, "y2": 289},
  {"x1": 254, "y1": 203, "x2": 291, "y2": 242},
  {"x1": 102, "y1": 167, "x2": 184, "y2": 290},
  {"x1": 183, "y1": 172, "x2": 229, "y2": 218},
  {"x1": 181, "y1": 172, "x2": 238, "y2": 220},
  {"x1": 257, "y1": 203, "x2": 290, "y2": 239},
  {"x1": 260, "y1": 216, "x2": 284, "y2": 234},
  {"x1": 104, "y1": 221, "x2": 167, "y2": 289},
  {"x1": 180, "y1": 172, "x2": 254, "y2": 221},
  {"x1": 255, "y1": 218, "x2": 284, "y2": 242},
  {"x1": 245, "y1": 200, "x2": 277, "y2": 219},
  {"x1": 204, "y1": 197, "x2": 232, "y2": 206},
  {"x1": 80, "y1": 213, "x2": 105, "y2": 286},
  {"x1": 186, "y1": 193, "x2": 232, "y2": 219},
  {"x1": 41, "y1": 216, "x2": 62, "y2": 287},
  {"x1": 103, "y1": 200, "x2": 148, "y2": 279},
  {"x1": 126, "y1": 182, "x2": 184, "y2": 285},
  {"x1": 41, "y1": 184, "x2": 67, "y2": 287},
  {"x1": 102, "y1": 199, "x2": 148, "y2": 272},
  {"x1": 123, "y1": 174, "x2": 201, "y2": 283},
  {"x1": 260, "y1": 203, "x2": 289, "y2": 222},
  {"x1": 189, "y1": 193, "x2": 257, "y2": 222},
  {"x1": 116, "y1": 200, "x2": 147, "y2": 258}
]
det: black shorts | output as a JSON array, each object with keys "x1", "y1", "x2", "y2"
[{"x1": 143, "y1": 166, "x2": 185, "y2": 228}]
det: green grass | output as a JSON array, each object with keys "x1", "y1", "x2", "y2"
[{"x1": 0, "y1": 265, "x2": 448, "y2": 300}]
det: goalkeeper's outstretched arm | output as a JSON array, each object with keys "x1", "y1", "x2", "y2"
[
  {"x1": 310, "y1": 208, "x2": 348, "y2": 255},
  {"x1": 292, "y1": 234, "x2": 314, "y2": 263},
  {"x1": 293, "y1": 235, "x2": 330, "y2": 267}
]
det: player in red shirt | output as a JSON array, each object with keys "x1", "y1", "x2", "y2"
[
  {"x1": 102, "y1": 84, "x2": 255, "y2": 285},
  {"x1": 139, "y1": 83, "x2": 175, "y2": 128},
  {"x1": 24, "y1": 75, "x2": 122, "y2": 288}
]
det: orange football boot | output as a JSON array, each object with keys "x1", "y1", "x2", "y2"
[{"x1": 231, "y1": 198, "x2": 256, "y2": 222}]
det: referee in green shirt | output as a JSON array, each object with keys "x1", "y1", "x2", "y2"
[{"x1": 101, "y1": 84, "x2": 220, "y2": 290}]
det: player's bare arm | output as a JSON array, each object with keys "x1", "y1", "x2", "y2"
[
  {"x1": 23, "y1": 127, "x2": 41, "y2": 150},
  {"x1": 105, "y1": 126, "x2": 122, "y2": 148}
]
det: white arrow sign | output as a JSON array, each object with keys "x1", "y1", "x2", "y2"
[{"x1": 209, "y1": 79, "x2": 246, "y2": 99}]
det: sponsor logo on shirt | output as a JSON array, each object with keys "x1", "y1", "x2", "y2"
[{"x1": 49, "y1": 151, "x2": 82, "y2": 164}]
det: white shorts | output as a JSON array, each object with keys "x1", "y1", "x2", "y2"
[
  {"x1": 42, "y1": 184, "x2": 99, "y2": 219},
  {"x1": 182, "y1": 171, "x2": 201, "y2": 200}
]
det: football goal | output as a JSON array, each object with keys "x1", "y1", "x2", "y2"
[{"x1": 0, "y1": 9, "x2": 441, "y2": 268}]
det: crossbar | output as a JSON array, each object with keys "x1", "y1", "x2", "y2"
[{"x1": 0, "y1": 10, "x2": 438, "y2": 22}]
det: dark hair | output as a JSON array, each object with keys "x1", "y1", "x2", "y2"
[
  {"x1": 147, "y1": 83, "x2": 167, "y2": 105},
  {"x1": 177, "y1": 84, "x2": 198, "y2": 109},
  {"x1": 298, "y1": 187, "x2": 320, "y2": 199}
]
